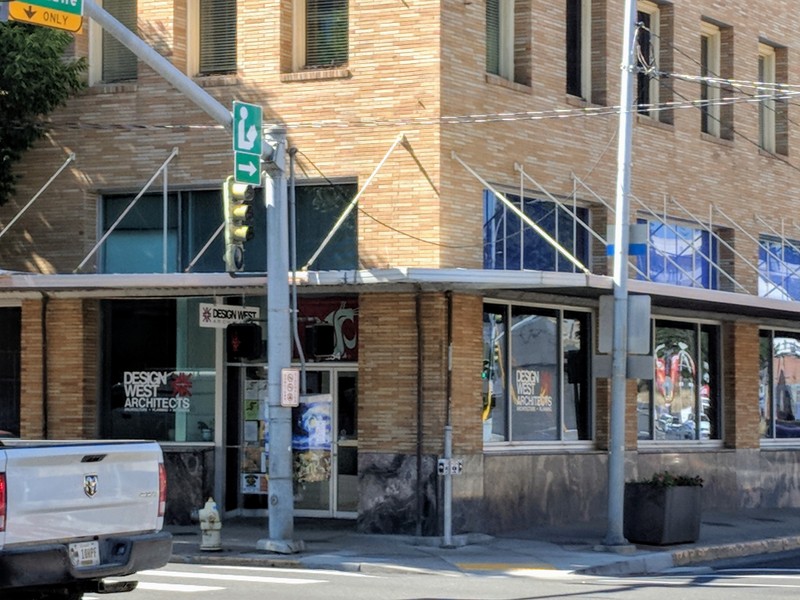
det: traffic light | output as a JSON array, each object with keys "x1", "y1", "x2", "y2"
[
  {"x1": 226, "y1": 323, "x2": 263, "y2": 360},
  {"x1": 222, "y1": 175, "x2": 255, "y2": 273}
]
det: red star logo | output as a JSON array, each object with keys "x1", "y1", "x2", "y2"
[{"x1": 171, "y1": 372, "x2": 193, "y2": 397}]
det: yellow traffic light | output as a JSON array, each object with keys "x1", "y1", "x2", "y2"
[{"x1": 223, "y1": 176, "x2": 255, "y2": 272}]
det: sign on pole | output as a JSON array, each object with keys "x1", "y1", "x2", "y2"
[
  {"x1": 8, "y1": 1, "x2": 83, "y2": 31},
  {"x1": 232, "y1": 101, "x2": 263, "y2": 186},
  {"x1": 22, "y1": 0, "x2": 83, "y2": 16},
  {"x1": 0, "y1": 3, "x2": 9, "y2": 22}
]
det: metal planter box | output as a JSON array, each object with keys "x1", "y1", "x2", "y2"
[{"x1": 623, "y1": 483, "x2": 702, "y2": 545}]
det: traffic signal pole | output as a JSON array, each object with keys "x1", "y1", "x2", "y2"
[
  {"x1": 257, "y1": 127, "x2": 303, "y2": 553},
  {"x1": 82, "y1": 0, "x2": 300, "y2": 551}
]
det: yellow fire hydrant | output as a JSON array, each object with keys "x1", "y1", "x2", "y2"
[{"x1": 198, "y1": 497, "x2": 222, "y2": 551}]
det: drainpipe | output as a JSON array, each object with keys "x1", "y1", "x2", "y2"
[
  {"x1": 442, "y1": 291, "x2": 454, "y2": 547},
  {"x1": 288, "y1": 148, "x2": 307, "y2": 393},
  {"x1": 415, "y1": 290, "x2": 424, "y2": 537},
  {"x1": 40, "y1": 294, "x2": 49, "y2": 439}
]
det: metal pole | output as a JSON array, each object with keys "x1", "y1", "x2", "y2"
[
  {"x1": 605, "y1": 0, "x2": 638, "y2": 547},
  {"x1": 256, "y1": 128, "x2": 304, "y2": 554}
]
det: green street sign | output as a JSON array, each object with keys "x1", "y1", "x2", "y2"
[
  {"x1": 23, "y1": 0, "x2": 83, "y2": 16},
  {"x1": 232, "y1": 101, "x2": 262, "y2": 186},
  {"x1": 235, "y1": 152, "x2": 261, "y2": 186}
]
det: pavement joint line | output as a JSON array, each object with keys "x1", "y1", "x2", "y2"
[{"x1": 454, "y1": 562, "x2": 556, "y2": 571}]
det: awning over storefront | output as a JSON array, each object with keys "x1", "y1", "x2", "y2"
[{"x1": 0, "y1": 268, "x2": 798, "y2": 322}]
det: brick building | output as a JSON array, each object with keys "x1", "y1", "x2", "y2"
[{"x1": 1, "y1": 0, "x2": 800, "y2": 535}]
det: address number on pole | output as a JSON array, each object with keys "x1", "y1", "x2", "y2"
[
  {"x1": 281, "y1": 368, "x2": 300, "y2": 407},
  {"x1": 437, "y1": 458, "x2": 463, "y2": 476}
]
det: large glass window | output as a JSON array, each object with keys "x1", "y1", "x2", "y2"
[
  {"x1": 758, "y1": 237, "x2": 800, "y2": 301},
  {"x1": 759, "y1": 330, "x2": 800, "y2": 439},
  {"x1": 102, "y1": 299, "x2": 216, "y2": 443},
  {"x1": 636, "y1": 320, "x2": 720, "y2": 441},
  {"x1": 636, "y1": 219, "x2": 718, "y2": 289},
  {"x1": 483, "y1": 191, "x2": 589, "y2": 272},
  {"x1": 483, "y1": 303, "x2": 591, "y2": 443},
  {"x1": 101, "y1": 183, "x2": 357, "y2": 274}
]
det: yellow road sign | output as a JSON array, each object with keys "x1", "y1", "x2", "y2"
[{"x1": 8, "y1": 2, "x2": 83, "y2": 32}]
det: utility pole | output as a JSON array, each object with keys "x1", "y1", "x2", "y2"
[{"x1": 605, "y1": 0, "x2": 637, "y2": 547}]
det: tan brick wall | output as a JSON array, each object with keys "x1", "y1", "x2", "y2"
[
  {"x1": 359, "y1": 292, "x2": 482, "y2": 455},
  {"x1": 20, "y1": 299, "x2": 97, "y2": 439}
]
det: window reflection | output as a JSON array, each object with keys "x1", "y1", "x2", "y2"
[
  {"x1": 759, "y1": 331, "x2": 800, "y2": 439},
  {"x1": 483, "y1": 304, "x2": 591, "y2": 443},
  {"x1": 638, "y1": 321, "x2": 719, "y2": 441}
]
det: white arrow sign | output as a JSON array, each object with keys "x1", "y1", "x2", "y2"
[{"x1": 237, "y1": 159, "x2": 257, "y2": 177}]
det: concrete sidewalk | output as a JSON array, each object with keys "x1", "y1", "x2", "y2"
[{"x1": 167, "y1": 508, "x2": 800, "y2": 576}]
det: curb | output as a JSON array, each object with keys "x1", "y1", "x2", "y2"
[{"x1": 577, "y1": 535, "x2": 800, "y2": 576}]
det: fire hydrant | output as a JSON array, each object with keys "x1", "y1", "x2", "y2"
[{"x1": 198, "y1": 497, "x2": 222, "y2": 551}]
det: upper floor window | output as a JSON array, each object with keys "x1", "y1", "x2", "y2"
[
  {"x1": 293, "y1": 0, "x2": 349, "y2": 70},
  {"x1": 486, "y1": 0, "x2": 531, "y2": 86},
  {"x1": 759, "y1": 329, "x2": 800, "y2": 440},
  {"x1": 636, "y1": 219, "x2": 718, "y2": 289},
  {"x1": 91, "y1": 0, "x2": 137, "y2": 84},
  {"x1": 758, "y1": 43, "x2": 788, "y2": 155},
  {"x1": 758, "y1": 236, "x2": 800, "y2": 300},
  {"x1": 759, "y1": 44, "x2": 777, "y2": 153},
  {"x1": 198, "y1": 0, "x2": 237, "y2": 75},
  {"x1": 637, "y1": 320, "x2": 721, "y2": 442},
  {"x1": 635, "y1": 1, "x2": 673, "y2": 123},
  {"x1": 566, "y1": 0, "x2": 591, "y2": 99},
  {"x1": 700, "y1": 22, "x2": 721, "y2": 137},
  {"x1": 636, "y1": 1, "x2": 659, "y2": 115},
  {"x1": 483, "y1": 190, "x2": 589, "y2": 272},
  {"x1": 700, "y1": 20, "x2": 734, "y2": 140}
]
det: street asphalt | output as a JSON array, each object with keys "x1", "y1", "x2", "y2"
[{"x1": 167, "y1": 507, "x2": 800, "y2": 576}]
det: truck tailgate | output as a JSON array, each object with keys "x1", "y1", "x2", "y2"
[{"x1": 1, "y1": 441, "x2": 163, "y2": 547}]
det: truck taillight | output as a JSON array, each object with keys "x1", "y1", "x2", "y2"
[
  {"x1": 0, "y1": 473, "x2": 5, "y2": 531},
  {"x1": 158, "y1": 463, "x2": 167, "y2": 518}
]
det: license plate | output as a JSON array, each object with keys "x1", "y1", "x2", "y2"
[{"x1": 69, "y1": 541, "x2": 100, "y2": 568}]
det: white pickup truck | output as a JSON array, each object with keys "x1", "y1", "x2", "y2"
[{"x1": 0, "y1": 440, "x2": 173, "y2": 600}]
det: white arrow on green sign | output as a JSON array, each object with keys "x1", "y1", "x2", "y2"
[
  {"x1": 232, "y1": 101, "x2": 262, "y2": 186},
  {"x1": 23, "y1": 0, "x2": 83, "y2": 16},
  {"x1": 234, "y1": 152, "x2": 261, "y2": 186}
]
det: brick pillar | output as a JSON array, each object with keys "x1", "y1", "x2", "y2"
[
  {"x1": 723, "y1": 321, "x2": 760, "y2": 449},
  {"x1": 20, "y1": 298, "x2": 98, "y2": 440}
]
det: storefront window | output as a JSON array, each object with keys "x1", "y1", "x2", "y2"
[
  {"x1": 482, "y1": 303, "x2": 591, "y2": 443},
  {"x1": 637, "y1": 320, "x2": 720, "y2": 441},
  {"x1": 759, "y1": 330, "x2": 800, "y2": 439},
  {"x1": 102, "y1": 298, "x2": 216, "y2": 443}
]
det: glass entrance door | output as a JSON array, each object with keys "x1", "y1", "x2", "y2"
[
  {"x1": 227, "y1": 365, "x2": 357, "y2": 518},
  {"x1": 294, "y1": 368, "x2": 358, "y2": 517}
]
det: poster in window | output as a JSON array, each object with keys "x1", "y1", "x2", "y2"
[{"x1": 292, "y1": 394, "x2": 332, "y2": 483}]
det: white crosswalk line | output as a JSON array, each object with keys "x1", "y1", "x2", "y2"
[
  {"x1": 135, "y1": 582, "x2": 225, "y2": 593},
  {"x1": 138, "y1": 568, "x2": 324, "y2": 585}
]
